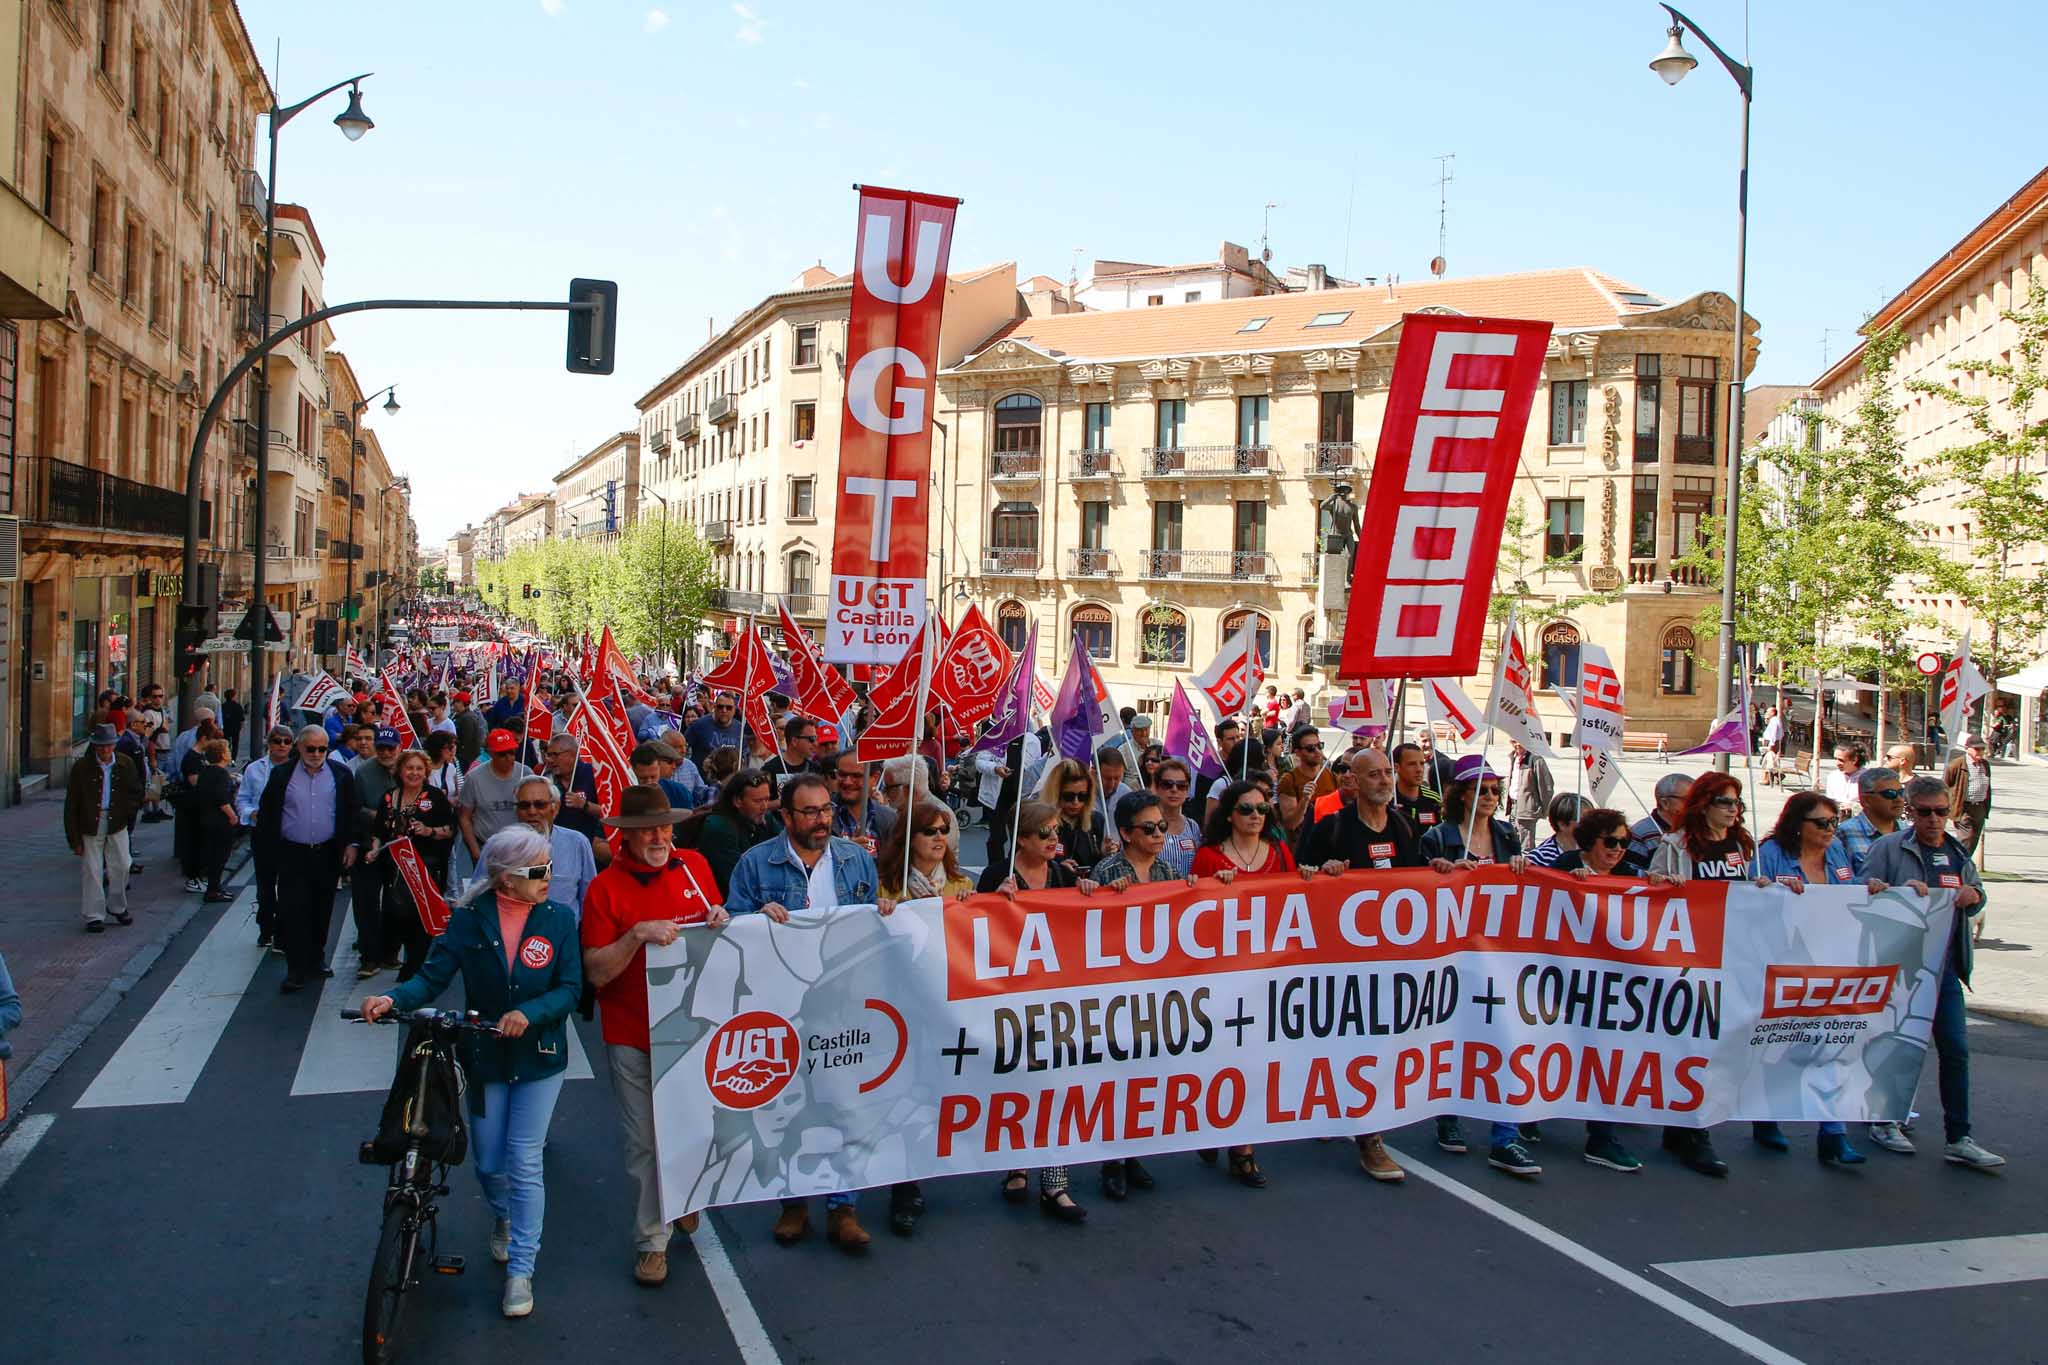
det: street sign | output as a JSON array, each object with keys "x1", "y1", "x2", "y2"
[
  {"x1": 1916, "y1": 652, "x2": 1943, "y2": 676},
  {"x1": 233, "y1": 604, "x2": 286, "y2": 644}
]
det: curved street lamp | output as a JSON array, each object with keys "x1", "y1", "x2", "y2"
[
  {"x1": 1649, "y1": 5, "x2": 1751, "y2": 773},
  {"x1": 341, "y1": 383, "x2": 399, "y2": 669}
]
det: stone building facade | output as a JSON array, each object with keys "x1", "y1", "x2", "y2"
[{"x1": 552, "y1": 429, "x2": 638, "y2": 543}]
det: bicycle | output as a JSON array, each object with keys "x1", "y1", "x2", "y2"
[{"x1": 342, "y1": 1005, "x2": 500, "y2": 1365}]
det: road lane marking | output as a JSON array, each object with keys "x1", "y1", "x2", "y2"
[
  {"x1": 76, "y1": 890, "x2": 264, "y2": 1108},
  {"x1": 0, "y1": 1114, "x2": 57, "y2": 1193},
  {"x1": 1384, "y1": 1144, "x2": 1807, "y2": 1365},
  {"x1": 1655, "y1": 1234, "x2": 2048, "y2": 1305},
  {"x1": 691, "y1": 1214, "x2": 782, "y2": 1365},
  {"x1": 293, "y1": 972, "x2": 595, "y2": 1097}
]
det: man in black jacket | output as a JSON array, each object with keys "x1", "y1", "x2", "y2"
[{"x1": 258, "y1": 725, "x2": 360, "y2": 993}]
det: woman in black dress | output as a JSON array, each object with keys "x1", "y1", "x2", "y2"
[
  {"x1": 193, "y1": 739, "x2": 239, "y2": 903},
  {"x1": 366, "y1": 749, "x2": 458, "y2": 981}
]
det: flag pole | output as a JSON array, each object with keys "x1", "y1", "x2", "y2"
[
  {"x1": 901, "y1": 609, "x2": 936, "y2": 897},
  {"x1": 1461, "y1": 621, "x2": 1506, "y2": 853}
]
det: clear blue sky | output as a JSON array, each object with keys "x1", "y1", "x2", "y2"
[{"x1": 239, "y1": 0, "x2": 2048, "y2": 545}]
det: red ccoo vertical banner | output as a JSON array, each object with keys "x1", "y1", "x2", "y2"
[
  {"x1": 824, "y1": 185, "x2": 961, "y2": 665},
  {"x1": 1339, "y1": 313, "x2": 1553, "y2": 679}
]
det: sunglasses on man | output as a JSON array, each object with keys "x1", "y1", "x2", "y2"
[{"x1": 1127, "y1": 820, "x2": 1168, "y2": 836}]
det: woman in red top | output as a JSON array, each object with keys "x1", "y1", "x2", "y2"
[{"x1": 1190, "y1": 779, "x2": 1298, "y2": 881}]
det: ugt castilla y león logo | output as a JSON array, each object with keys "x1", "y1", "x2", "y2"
[{"x1": 705, "y1": 1011, "x2": 801, "y2": 1110}]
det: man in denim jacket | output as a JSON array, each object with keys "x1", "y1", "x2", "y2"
[{"x1": 724, "y1": 772, "x2": 885, "y2": 1251}]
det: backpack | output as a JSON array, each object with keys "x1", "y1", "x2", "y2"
[{"x1": 363, "y1": 1020, "x2": 469, "y2": 1167}]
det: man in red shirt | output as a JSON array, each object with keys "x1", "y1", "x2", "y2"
[{"x1": 580, "y1": 785, "x2": 725, "y2": 1288}]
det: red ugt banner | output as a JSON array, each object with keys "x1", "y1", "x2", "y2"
[
  {"x1": 824, "y1": 186, "x2": 961, "y2": 666},
  {"x1": 1339, "y1": 313, "x2": 1552, "y2": 679}
]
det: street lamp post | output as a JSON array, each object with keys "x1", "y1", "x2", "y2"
[
  {"x1": 1650, "y1": 5, "x2": 1751, "y2": 773},
  {"x1": 246, "y1": 73, "x2": 373, "y2": 756},
  {"x1": 643, "y1": 487, "x2": 670, "y2": 675},
  {"x1": 342, "y1": 384, "x2": 399, "y2": 673}
]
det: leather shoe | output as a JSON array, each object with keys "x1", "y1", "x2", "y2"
[
  {"x1": 1100, "y1": 1160, "x2": 1128, "y2": 1201},
  {"x1": 1679, "y1": 1133, "x2": 1729, "y2": 1178},
  {"x1": 771, "y1": 1202, "x2": 810, "y2": 1245},
  {"x1": 1123, "y1": 1157, "x2": 1155, "y2": 1190},
  {"x1": 279, "y1": 974, "x2": 305, "y2": 994},
  {"x1": 825, "y1": 1205, "x2": 871, "y2": 1253},
  {"x1": 1040, "y1": 1190, "x2": 1087, "y2": 1224},
  {"x1": 673, "y1": 1213, "x2": 700, "y2": 1235},
  {"x1": 634, "y1": 1251, "x2": 668, "y2": 1286}
]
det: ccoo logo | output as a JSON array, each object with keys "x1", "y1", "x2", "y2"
[{"x1": 705, "y1": 1010, "x2": 801, "y2": 1110}]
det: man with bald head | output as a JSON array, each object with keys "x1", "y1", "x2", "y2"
[{"x1": 257, "y1": 725, "x2": 360, "y2": 993}]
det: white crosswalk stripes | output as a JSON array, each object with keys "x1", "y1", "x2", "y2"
[{"x1": 1655, "y1": 1235, "x2": 2048, "y2": 1306}]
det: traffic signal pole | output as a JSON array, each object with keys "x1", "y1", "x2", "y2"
[{"x1": 176, "y1": 288, "x2": 614, "y2": 749}]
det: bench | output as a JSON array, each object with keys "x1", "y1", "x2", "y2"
[{"x1": 1622, "y1": 732, "x2": 1669, "y2": 761}]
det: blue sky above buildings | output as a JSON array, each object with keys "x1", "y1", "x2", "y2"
[{"x1": 238, "y1": 0, "x2": 2048, "y2": 542}]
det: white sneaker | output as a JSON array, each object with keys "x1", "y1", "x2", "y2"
[
  {"x1": 502, "y1": 1274, "x2": 533, "y2": 1317},
  {"x1": 1868, "y1": 1122, "x2": 1916, "y2": 1154},
  {"x1": 183, "y1": 878, "x2": 204, "y2": 893},
  {"x1": 490, "y1": 1218, "x2": 511, "y2": 1264},
  {"x1": 1944, "y1": 1136, "x2": 2007, "y2": 1169}
]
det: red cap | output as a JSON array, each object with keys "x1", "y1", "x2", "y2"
[
  {"x1": 352, "y1": 692, "x2": 370, "y2": 703},
  {"x1": 485, "y1": 728, "x2": 518, "y2": 754},
  {"x1": 452, "y1": 690, "x2": 473, "y2": 703}
]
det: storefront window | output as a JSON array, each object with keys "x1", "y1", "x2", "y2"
[
  {"x1": 107, "y1": 574, "x2": 134, "y2": 700},
  {"x1": 71, "y1": 576, "x2": 100, "y2": 743}
]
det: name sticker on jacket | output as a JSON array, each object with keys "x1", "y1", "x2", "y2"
[
  {"x1": 519, "y1": 936, "x2": 554, "y2": 970},
  {"x1": 1938, "y1": 873, "x2": 1963, "y2": 889}
]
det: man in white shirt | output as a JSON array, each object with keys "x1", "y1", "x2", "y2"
[
  {"x1": 1824, "y1": 743, "x2": 1865, "y2": 806},
  {"x1": 1283, "y1": 689, "x2": 1311, "y2": 733},
  {"x1": 238, "y1": 727, "x2": 295, "y2": 947}
]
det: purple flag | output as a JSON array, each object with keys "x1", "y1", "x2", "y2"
[
  {"x1": 973, "y1": 621, "x2": 1037, "y2": 756},
  {"x1": 1676, "y1": 712, "x2": 1749, "y2": 756},
  {"x1": 1048, "y1": 633, "x2": 1103, "y2": 761},
  {"x1": 1163, "y1": 679, "x2": 1223, "y2": 778}
]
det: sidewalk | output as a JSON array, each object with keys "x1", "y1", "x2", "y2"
[{"x1": 0, "y1": 790, "x2": 249, "y2": 1130}]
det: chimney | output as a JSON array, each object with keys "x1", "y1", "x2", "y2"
[
  {"x1": 1220, "y1": 240, "x2": 1249, "y2": 273},
  {"x1": 1304, "y1": 263, "x2": 1329, "y2": 291}
]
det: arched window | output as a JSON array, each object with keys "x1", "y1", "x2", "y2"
[
  {"x1": 786, "y1": 550, "x2": 815, "y2": 600},
  {"x1": 997, "y1": 600, "x2": 1028, "y2": 653},
  {"x1": 993, "y1": 393, "x2": 1044, "y2": 471},
  {"x1": 1299, "y1": 615, "x2": 1318, "y2": 671},
  {"x1": 1139, "y1": 605, "x2": 1188, "y2": 665},
  {"x1": 1220, "y1": 609, "x2": 1273, "y2": 668},
  {"x1": 1540, "y1": 622, "x2": 1582, "y2": 690},
  {"x1": 1661, "y1": 624, "x2": 1696, "y2": 695},
  {"x1": 1073, "y1": 604, "x2": 1113, "y2": 662}
]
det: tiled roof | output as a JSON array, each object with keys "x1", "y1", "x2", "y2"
[
  {"x1": 958, "y1": 268, "x2": 1665, "y2": 366},
  {"x1": 1742, "y1": 384, "x2": 1812, "y2": 446}
]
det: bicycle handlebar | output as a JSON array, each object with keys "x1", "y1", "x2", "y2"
[{"x1": 339, "y1": 1006, "x2": 502, "y2": 1033}]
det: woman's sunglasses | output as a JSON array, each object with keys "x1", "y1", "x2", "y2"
[
  {"x1": 513, "y1": 863, "x2": 553, "y2": 879},
  {"x1": 915, "y1": 824, "x2": 951, "y2": 838},
  {"x1": 1593, "y1": 834, "x2": 1630, "y2": 849},
  {"x1": 1234, "y1": 802, "x2": 1269, "y2": 817}
]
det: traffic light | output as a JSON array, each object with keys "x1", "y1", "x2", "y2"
[
  {"x1": 522, "y1": 583, "x2": 532, "y2": 599},
  {"x1": 175, "y1": 602, "x2": 213, "y2": 677},
  {"x1": 566, "y1": 277, "x2": 617, "y2": 376}
]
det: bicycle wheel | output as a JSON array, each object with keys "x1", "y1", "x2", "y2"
[{"x1": 362, "y1": 1198, "x2": 417, "y2": 1365}]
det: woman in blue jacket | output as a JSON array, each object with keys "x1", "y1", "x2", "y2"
[{"x1": 363, "y1": 824, "x2": 583, "y2": 1319}]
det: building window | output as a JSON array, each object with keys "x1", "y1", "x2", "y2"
[
  {"x1": 1236, "y1": 394, "x2": 1269, "y2": 448},
  {"x1": 1672, "y1": 475, "x2": 1713, "y2": 558},
  {"x1": 1145, "y1": 294, "x2": 1163, "y2": 306},
  {"x1": 147, "y1": 241, "x2": 166, "y2": 329},
  {"x1": 1139, "y1": 605, "x2": 1188, "y2": 665},
  {"x1": 1540, "y1": 622, "x2": 1581, "y2": 689},
  {"x1": 1677, "y1": 355, "x2": 1717, "y2": 462},
  {"x1": 1545, "y1": 498, "x2": 1585, "y2": 561},
  {"x1": 97, "y1": 0, "x2": 117, "y2": 78},
  {"x1": 1318, "y1": 390, "x2": 1354, "y2": 443},
  {"x1": 993, "y1": 392, "x2": 1043, "y2": 459},
  {"x1": 1239, "y1": 316, "x2": 1271, "y2": 333},
  {"x1": 1634, "y1": 354, "x2": 1661, "y2": 461},
  {"x1": 787, "y1": 550, "x2": 815, "y2": 599},
  {"x1": 88, "y1": 180, "x2": 111, "y2": 278},
  {"x1": 1073, "y1": 605, "x2": 1113, "y2": 661},
  {"x1": 1661, "y1": 625, "x2": 1696, "y2": 695},
  {"x1": 1220, "y1": 609, "x2": 1273, "y2": 667},
  {"x1": 989, "y1": 501, "x2": 1038, "y2": 550},
  {"x1": 293, "y1": 496, "x2": 313, "y2": 556},
  {"x1": 794, "y1": 323, "x2": 818, "y2": 367},
  {"x1": 1549, "y1": 378, "x2": 1588, "y2": 445},
  {"x1": 788, "y1": 476, "x2": 814, "y2": 519},
  {"x1": 1083, "y1": 402, "x2": 1111, "y2": 451},
  {"x1": 1305, "y1": 310, "x2": 1352, "y2": 328},
  {"x1": 1155, "y1": 398, "x2": 1186, "y2": 449},
  {"x1": 762, "y1": 336, "x2": 771, "y2": 375},
  {"x1": 1184, "y1": 291, "x2": 1201, "y2": 303},
  {"x1": 1234, "y1": 499, "x2": 1266, "y2": 553},
  {"x1": 40, "y1": 129, "x2": 65, "y2": 226},
  {"x1": 997, "y1": 600, "x2": 1027, "y2": 653},
  {"x1": 1080, "y1": 499, "x2": 1108, "y2": 550},
  {"x1": 1630, "y1": 475, "x2": 1658, "y2": 560},
  {"x1": 1151, "y1": 500, "x2": 1182, "y2": 552}
]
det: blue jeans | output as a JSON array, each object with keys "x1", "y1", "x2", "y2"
[
  {"x1": 1934, "y1": 963, "x2": 1970, "y2": 1142},
  {"x1": 473, "y1": 1073, "x2": 565, "y2": 1277}
]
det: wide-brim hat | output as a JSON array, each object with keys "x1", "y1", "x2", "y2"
[
  {"x1": 88, "y1": 723, "x2": 118, "y2": 745},
  {"x1": 1452, "y1": 754, "x2": 1500, "y2": 784},
  {"x1": 603, "y1": 784, "x2": 678, "y2": 829}
]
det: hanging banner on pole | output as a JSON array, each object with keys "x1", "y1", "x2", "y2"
[
  {"x1": 1339, "y1": 313, "x2": 1551, "y2": 680},
  {"x1": 824, "y1": 185, "x2": 962, "y2": 666}
]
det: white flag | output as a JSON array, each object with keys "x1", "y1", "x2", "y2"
[
  {"x1": 294, "y1": 671, "x2": 346, "y2": 715},
  {"x1": 1583, "y1": 746, "x2": 1623, "y2": 804},
  {"x1": 1191, "y1": 618, "x2": 1266, "y2": 719},
  {"x1": 1937, "y1": 632, "x2": 1990, "y2": 742},
  {"x1": 1421, "y1": 677, "x2": 1482, "y2": 744},
  {"x1": 1329, "y1": 679, "x2": 1393, "y2": 734},
  {"x1": 1574, "y1": 642, "x2": 1626, "y2": 753},
  {"x1": 1484, "y1": 612, "x2": 1557, "y2": 758}
]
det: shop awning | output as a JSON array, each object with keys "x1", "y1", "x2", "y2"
[{"x1": 1995, "y1": 659, "x2": 2048, "y2": 694}]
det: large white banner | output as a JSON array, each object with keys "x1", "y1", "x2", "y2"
[{"x1": 647, "y1": 870, "x2": 1953, "y2": 1217}]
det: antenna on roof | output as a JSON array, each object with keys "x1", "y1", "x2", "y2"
[
  {"x1": 1069, "y1": 246, "x2": 1084, "y2": 296},
  {"x1": 1261, "y1": 203, "x2": 1278, "y2": 265},
  {"x1": 1819, "y1": 326, "x2": 1839, "y2": 369},
  {"x1": 1432, "y1": 153, "x2": 1454, "y2": 278}
]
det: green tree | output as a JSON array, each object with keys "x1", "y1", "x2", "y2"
[{"x1": 1912, "y1": 273, "x2": 2048, "y2": 685}]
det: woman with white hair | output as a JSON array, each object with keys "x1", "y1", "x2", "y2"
[{"x1": 362, "y1": 824, "x2": 583, "y2": 1320}]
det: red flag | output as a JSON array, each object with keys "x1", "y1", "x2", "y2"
[
  {"x1": 867, "y1": 615, "x2": 950, "y2": 717},
  {"x1": 376, "y1": 669, "x2": 419, "y2": 750},
  {"x1": 524, "y1": 648, "x2": 553, "y2": 744},
  {"x1": 930, "y1": 605, "x2": 1013, "y2": 729},
  {"x1": 569, "y1": 697, "x2": 633, "y2": 854},
  {"x1": 1339, "y1": 313, "x2": 1551, "y2": 679},
  {"x1": 701, "y1": 624, "x2": 776, "y2": 694},
  {"x1": 777, "y1": 597, "x2": 858, "y2": 723},
  {"x1": 857, "y1": 617, "x2": 935, "y2": 762},
  {"x1": 598, "y1": 625, "x2": 661, "y2": 709},
  {"x1": 824, "y1": 186, "x2": 961, "y2": 665},
  {"x1": 387, "y1": 836, "x2": 450, "y2": 936}
]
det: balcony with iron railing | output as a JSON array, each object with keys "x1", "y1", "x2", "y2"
[
  {"x1": 707, "y1": 394, "x2": 737, "y2": 425},
  {"x1": 234, "y1": 293, "x2": 263, "y2": 340},
  {"x1": 981, "y1": 547, "x2": 1040, "y2": 576},
  {"x1": 1067, "y1": 449, "x2": 1115, "y2": 481},
  {"x1": 1141, "y1": 548, "x2": 1278, "y2": 581},
  {"x1": 1067, "y1": 547, "x2": 1119, "y2": 578},
  {"x1": 781, "y1": 592, "x2": 823, "y2": 617},
  {"x1": 1140, "y1": 445, "x2": 1274, "y2": 478},
  {"x1": 712, "y1": 588, "x2": 765, "y2": 614},
  {"x1": 676, "y1": 412, "x2": 700, "y2": 442},
  {"x1": 648, "y1": 426, "x2": 671, "y2": 453},
  {"x1": 704, "y1": 520, "x2": 732, "y2": 546},
  {"x1": 237, "y1": 167, "x2": 266, "y2": 222},
  {"x1": 330, "y1": 539, "x2": 364, "y2": 560},
  {"x1": 1304, "y1": 441, "x2": 1361, "y2": 477},
  {"x1": 990, "y1": 451, "x2": 1042, "y2": 483},
  {"x1": 15, "y1": 456, "x2": 208, "y2": 541}
]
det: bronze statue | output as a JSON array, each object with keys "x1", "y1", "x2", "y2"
[{"x1": 1318, "y1": 482, "x2": 1360, "y2": 581}]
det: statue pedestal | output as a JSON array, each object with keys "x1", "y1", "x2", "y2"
[{"x1": 1316, "y1": 552, "x2": 1350, "y2": 615}]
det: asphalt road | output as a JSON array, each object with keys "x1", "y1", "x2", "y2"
[{"x1": 4, "y1": 845, "x2": 2046, "y2": 1365}]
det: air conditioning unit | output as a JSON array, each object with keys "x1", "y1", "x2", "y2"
[{"x1": 0, "y1": 515, "x2": 20, "y2": 582}]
